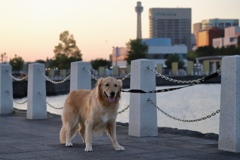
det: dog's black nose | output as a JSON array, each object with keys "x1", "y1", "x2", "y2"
[{"x1": 110, "y1": 91, "x2": 115, "y2": 97}]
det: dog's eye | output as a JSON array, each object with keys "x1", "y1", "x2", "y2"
[
  {"x1": 114, "y1": 84, "x2": 117, "y2": 87},
  {"x1": 105, "y1": 84, "x2": 109, "y2": 86}
]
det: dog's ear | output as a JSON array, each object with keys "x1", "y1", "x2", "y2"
[
  {"x1": 96, "y1": 78, "x2": 103, "y2": 95},
  {"x1": 117, "y1": 79, "x2": 122, "y2": 98}
]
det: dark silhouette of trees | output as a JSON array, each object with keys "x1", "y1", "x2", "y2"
[
  {"x1": 90, "y1": 58, "x2": 111, "y2": 70},
  {"x1": 165, "y1": 53, "x2": 185, "y2": 69},
  {"x1": 9, "y1": 54, "x2": 24, "y2": 74},
  {"x1": 124, "y1": 38, "x2": 148, "y2": 65},
  {"x1": 49, "y1": 31, "x2": 82, "y2": 69},
  {"x1": 195, "y1": 45, "x2": 240, "y2": 57}
]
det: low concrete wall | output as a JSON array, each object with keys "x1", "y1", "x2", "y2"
[{"x1": 12, "y1": 75, "x2": 221, "y2": 98}]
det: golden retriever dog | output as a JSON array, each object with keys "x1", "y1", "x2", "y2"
[{"x1": 59, "y1": 77, "x2": 125, "y2": 152}]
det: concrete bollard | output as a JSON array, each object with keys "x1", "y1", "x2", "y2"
[
  {"x1": 129, "y1": 59, "x2": 158, "y2": 137},
  {"x1": 27, "y1": 63, "x2": 47, "y2": 119},
  {"x1": 112, "y1": 66, "x2": 119, "y2": 76},
  {"x1": 219, "y1": 55, "x2": 240, "y2": 152},
  {"x1": 0, "y1": 63, "x2": 13, "y2": 114},
  {"x1": 70, "y1": 61, "x2": 91, "y2": 91},
  {"x1": 171, "y1": 62, "x2": 178, "y2": 76},
  {"x1": 187, "y1": 61, "x2": 194, "y2": 75}
]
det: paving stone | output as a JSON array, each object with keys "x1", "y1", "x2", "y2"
[{"x1": 0, "y1": 113, "x2": 240, "y2": 160}]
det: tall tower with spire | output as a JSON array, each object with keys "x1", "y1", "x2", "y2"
[{"x1": 135, "y1": 1, "x2": 143, "y2": 39}]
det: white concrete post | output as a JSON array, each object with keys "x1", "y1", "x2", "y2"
[
  {"x1": 129, "y1": 59, "x2": 158, "y2": 137},
  {"x1": 0, "y1": 63, "x2": 13, "y2": 114},
  {"x1": 27, "y1": 63, "x2": 47, "y2": 119},
  {"x1": 70, "y1": 61, "x2": 91, "y2": 91},
  {"x1": 219, "y1": 55, "x2": 240, "y2": 152}
]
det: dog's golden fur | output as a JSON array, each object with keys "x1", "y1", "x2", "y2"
[{"x1": 59, "y1": 77, "x2": 124, "y2": 151}]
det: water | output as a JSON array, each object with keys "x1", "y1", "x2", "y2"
[{"x1": 13, "y1": 84, "x2": 221, "y2": 134}]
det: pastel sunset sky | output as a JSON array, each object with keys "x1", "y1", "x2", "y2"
[{"x1": 1, "y1": 0, "x2": 240, "y2": 62}]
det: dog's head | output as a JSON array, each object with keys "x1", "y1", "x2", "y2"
[{"x1": 96, "y1": 77, "x2": 122, "y2": 104}]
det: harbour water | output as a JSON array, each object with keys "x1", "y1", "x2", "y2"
[{"x1": 13, "y1": 84, "x2": 221, "y2": 134}]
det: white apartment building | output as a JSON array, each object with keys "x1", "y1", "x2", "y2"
[
  {"x1": 112, "y1": 38, "x2": 187, "y2": 68},
  {"x1": 201, "y1": 19, "x2": 239, "y2": 30},
  {"x1": 149, "y1": 8, "x2": 191, "y2": 50}
]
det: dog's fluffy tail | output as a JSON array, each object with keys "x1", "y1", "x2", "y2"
[{"x1": 60, "y1": 125, "x2": 66, "y2": 144}]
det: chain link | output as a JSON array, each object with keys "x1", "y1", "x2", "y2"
[
  {"x1": 120, "y1": 73, "x2": 131, "y2": 81},
  {"x1": 216, "y1": 67, "x2": 222, "y2": 75},
  {"x1": 5, "y1": 90, "x2": 28, "y2": 104},
  {"x1": 147, "y1": 66, "x2": 222, "y2": 84},
  {"x1": 83, "y1": 67, "x2": 99, "y2": 81},
  {"x1": 6, "y1": 70, "x2": 28, "y2": 81},
  {"x1": 147, "y1": 98, "x2": 220, "y2": 123},
  {"x1": 117, "y1": 105, "x2": 129, "y2": 114},
  {"x1": 38, "y1": 92, "x2": 64, "y2": 109},
  {"x1": 38, "y1": 69, "x2": 70, "y2": 84},
  {"x1": 83, "y1": 67, "x2": 131, "y2": 81}
]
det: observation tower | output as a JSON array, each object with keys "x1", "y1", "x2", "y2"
[{"x1": 135, "y1": 1, "x2": 143, "y2": 39}]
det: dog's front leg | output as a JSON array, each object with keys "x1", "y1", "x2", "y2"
[
  {"x1": 106, "y1": 121, "x2": 125, "y2": 151},
  {"x1": 84, "y1": 120, "x2": 93, "y2": 152}
]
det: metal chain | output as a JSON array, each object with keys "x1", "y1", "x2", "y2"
[
  {"x1": 147, "y1": 66, "x2": 222, "y2": 84},
  {"x1": 83, "y1": 67, "x2": 131, "y2": 81},
  {"x1": 5, "y1": 70, "x2": 28, "y2": 81},
  {"x1": 83, "y1": 67, "x2": 99, "y2": 81},
  {"x1": 147, "y1": 98, "x2": 220, "y2": 123},
  {"x1": 38, "y1": 92, "x2": 64, "y2": 109},
  {"x1": 216, "y1": 67, "x2": 222, "y2": 75},
  {"x1": 120, "y1": 73, "x2": 131, "y2": 81},
  {"x1": 38, "y1": 69, "x2": 70, "y2": 84},
  {"x1": 5, "y1": 90, "x2": 28, "y2": 104},
  {"x1": 117, "y1": 105, "x2": 129, "y2": 114}
]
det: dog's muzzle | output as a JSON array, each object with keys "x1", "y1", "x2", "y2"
[{"x1": 104, "y1": 91, "x2": 116, "y2": 102}]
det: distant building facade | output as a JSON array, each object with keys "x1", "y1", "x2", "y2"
[
  {"x1": 193, "y1": 22, "x2": 202, "y2": 37},
  {"x1": 112, "y1": 38, "x2": 187, "y2": 68},
  {"x1": 201, "y1": 18, "x2": 239, "y2": 30},
  {"x1": 197, "y1": 27, "x2": 224, "y2": 47},
  {"x1": 213, "y1": 26, "x2": 240, "y2": 48},
  {"x1": 149, "y1": 8, "x2": 191, "y2": 50}
]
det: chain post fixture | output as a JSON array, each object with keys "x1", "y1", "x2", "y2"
[
  {"x1": 5, "y1": 70, "x2": 29, "y2": 81},
  {"x1": 6, "y1": 90, "x2": 28, "y2": 105},
  {"x1": 38, "y1": 92, "x2": 64, "y2": 110}
]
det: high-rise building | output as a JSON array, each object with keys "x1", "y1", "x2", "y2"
[
  {"x1": 135, "y1": 1, "x2": 143, "y2": 39},
  {"x1": 201, "y1": 18, "x2": 239, "y2": 30},
  {"x1": 149, "y1": 8, "x2": 191, "y2": 50},
  {"x1": 193, "y1": 23, "x2": 202, "y2": 37}
]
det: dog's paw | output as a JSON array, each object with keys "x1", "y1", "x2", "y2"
[
  {"x1": 84, "y1": 147, "x2": 93, "y2": 152},
  {"x1": 65, "y1": 142, "x2": 73, "y2": 147},
  {"x1": 115, "y1": 145, "x2": 125, "y2": 151}
]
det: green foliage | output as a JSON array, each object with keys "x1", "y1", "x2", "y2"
[
  {"x1": 124, "y1": 38, "x2": 148, "y2": 65},
  {"x1": 165, "y1": 53, "x2": 185, "y2": 69},
  {"x1": 195, "y1": 45, "x2": 240, "y2": 57},
  {"x1": 9, "y1": 54, "x2": 24, "y2": 73},
  {"x1": 187, "y1": 51, "x2": 197, "y2": 62},
  {"x1": 90, "y1": 58, "x2": 111, "y2": 70},
  {"x1": 49, "y1": 31, "x2": 82, "y2": 69}
]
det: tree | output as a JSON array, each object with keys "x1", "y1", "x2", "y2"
[
  {"x1": 165, "y1": 53, "x2": 185, "y2": 69},
  {"x1": 90, "y1": 58, "x2": 111, "y2": 70},
  {"x1": 124, "y1": 38, "x2": 148, "y2": 65},
  {"x1": 9, "y1": 54, "x2": 24, "y2": 74},
  {"x1": 187, "y1": 51, "x2": 197, "y2": 62},
  {"x1": 35, "y1": 59, "x2": 45, "y2": 64},
  {"x1": 49, "y1": 31, "x2": 82, "y2": 69}
]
